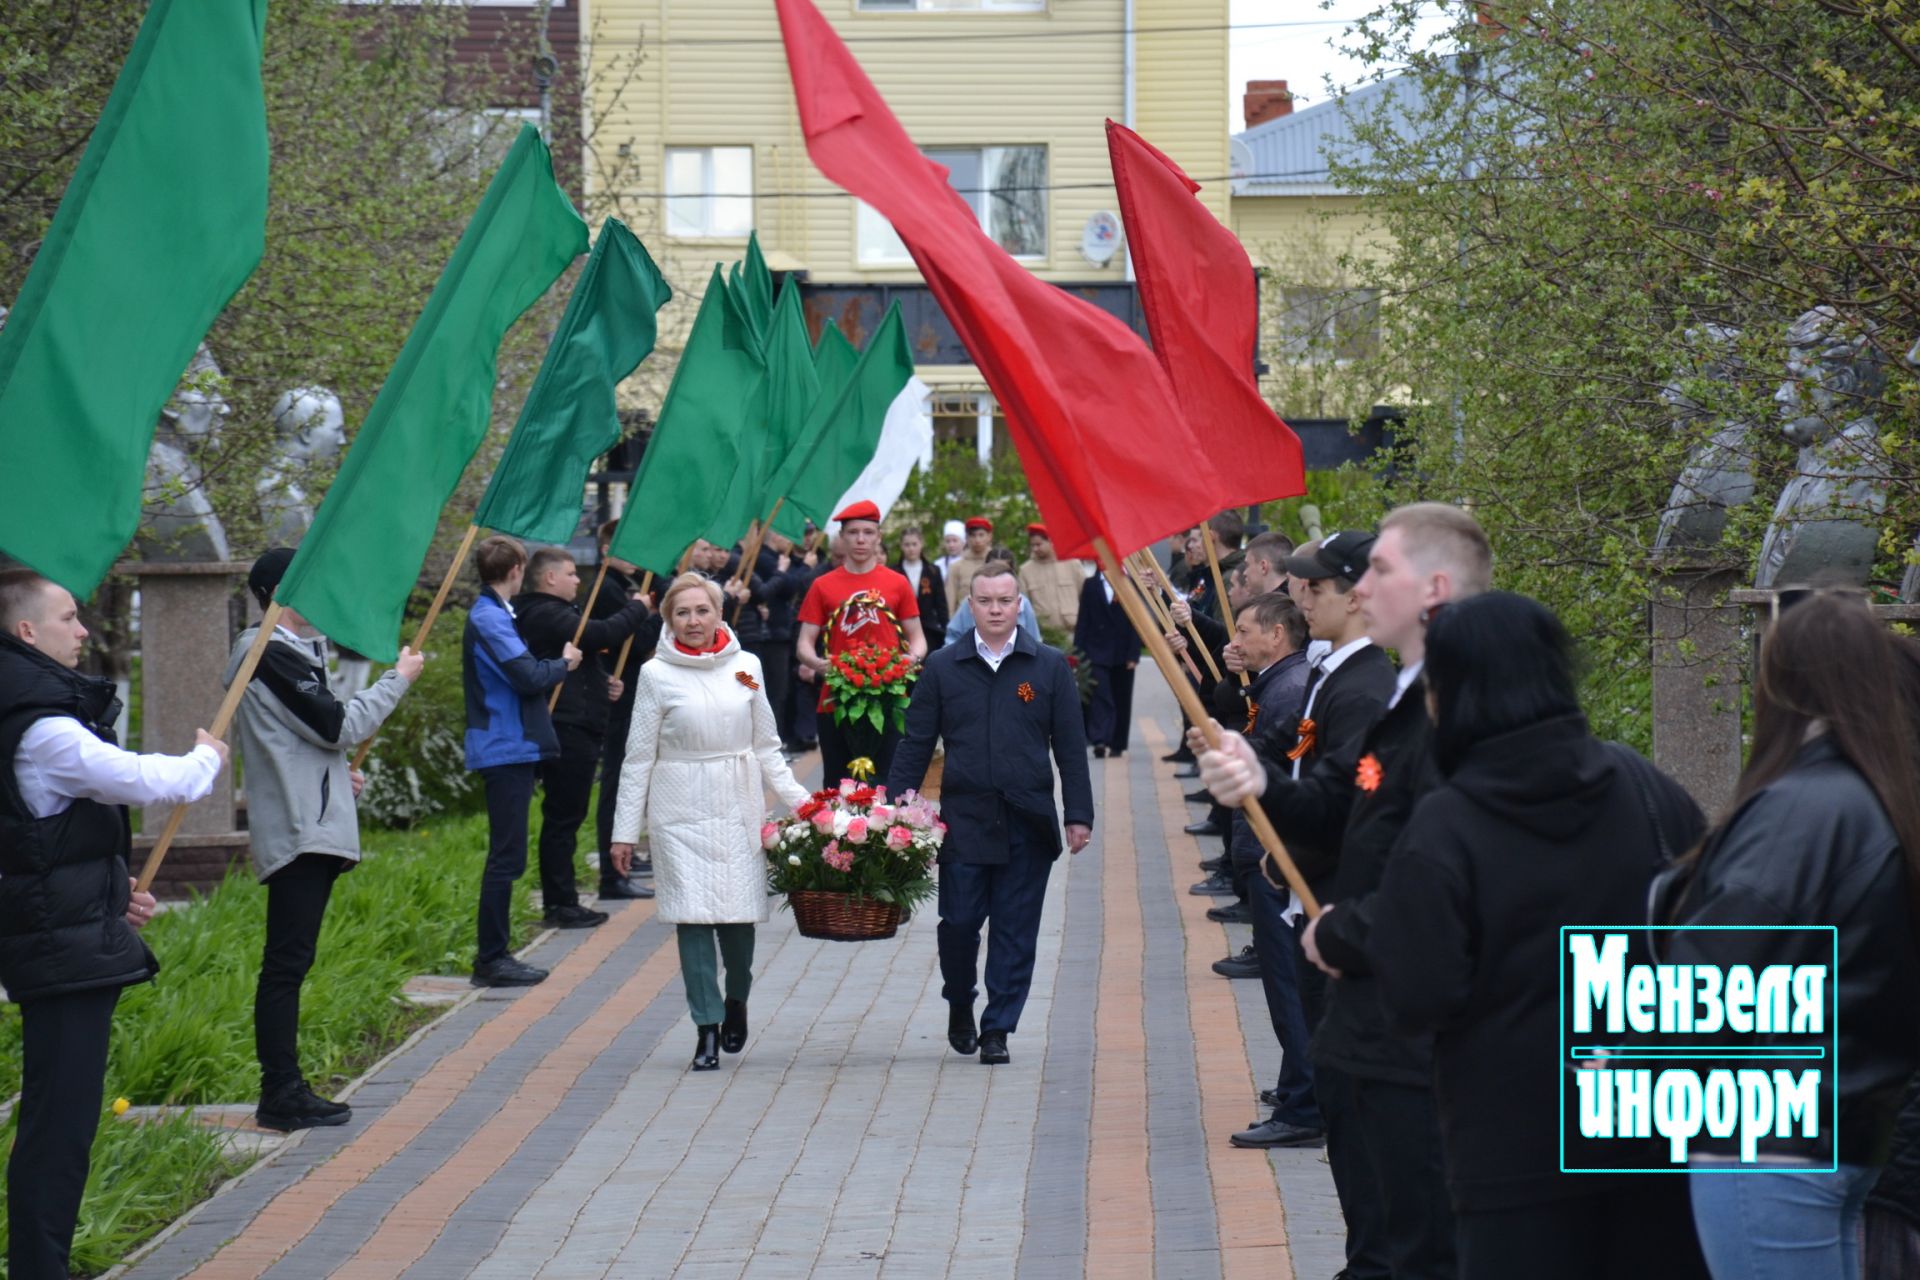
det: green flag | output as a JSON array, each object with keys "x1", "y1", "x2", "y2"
[
  {"x1": 275, "y1": 125, "x2": 586, "y2": 661},
  {"x1": 769, "y1": 303, "x2": 918, "y2": 543},
  {"x1": 813, "y1": 319, "x2": 859, "y2": 404},
  {"x1": 0, "y1": 0, "x2": 268, "y2": 595},
  {"x1": 608, "y1": 268, "x2": 766, "y2": 574},
  {"x1": 473, "y1": 219, "x2": 671, "y2": 544},
  {"x1": 729, "y1": 231, "x2": 775, "y2": 353},
  {"x1": 701, "y1": 277, "x2": 819, "y2": 548}
]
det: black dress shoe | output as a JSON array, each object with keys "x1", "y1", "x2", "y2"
[
  {"x1": 1198, "y1": 856, "x2": 1227, "y2": 874},
  {"x1": 472, "y1": 956, "x2": 549, "y2": 987},
  {"x1": 544, "y1": 903, "x2": 610, "y2": 929},
  {"x1": 1230, "y1": 1116, "x2": 1326, "y2": 1148},
  {"x1": 721, "y1": 999, "x2": 748, "y2": 1053},
  {"x1": 1212, "y1": 945, "x2": 1260, "y2": 979},
  {"x1": 1189, "y1": 872, "x2": 1236, "y2": 896},
  {"x1": 256, "y1": 1082, "x2": 352, "y2": 1132},
  {"x1": 948, "y1": 1002, "x2": 978, "y2": 1055},
  {"x1": 978, "y1": 1031, "x2": 1010, "y2": 1065},
  {"x1": 1259, "y1": 1087, "x2": 1281, "y2": 1108},
  {"x1": 1184, "y1": 788, "x2": 1215, "y2": 805},
  {"x1": 1173, "y1": 762, "x2": 1200, "y2": 779},
  {"x1": 691, "y1": 1024, "x2": 721, "y2": 1071},
  {"x1": 1091, "y1": 744, "x2": 1110, "y2": 758},
  {"x1": 1184, "y1": 818, "x2": 1225, "y2": 837},
  {"x1": 1207, "y1": 901, "x2": 1252, "y2": 924},
  {"x1": 598, "y1": 878, "x2": 655, "y2": 900}
]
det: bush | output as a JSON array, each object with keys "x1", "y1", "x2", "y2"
[{"x1": 356, "y1": 633, "x2": 481, "y2": 829}]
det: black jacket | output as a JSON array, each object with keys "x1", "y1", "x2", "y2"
[
  {"x1": 591, "y1": 567, "x2": 663, "y2": 716},
  {"x1": 1653, "y1": 737, "x2": 1920, "y2": 1166},
  {"x1": 1252, "y1": 644, "x2": 1397, "y2": 897},
  {"x1": 1228, "y1": 651, "x2": 1311, "y2": 865},
  {"x1": 1363, "y1": 715, "x2": 1704, "y2": 1210},
  {"x1": 893, "y1": 558, "x2": 948, "y2": 643},
  {"x1": 737, "y1": 547, "x2": 811, "y2": 646},
  {"x1": 510, "y1": 588, "x2": 651, "y2": 736},
  {"x1": 1304, "y1": 673, "x2": 1443, "y2": 1085},
  {"x1": 0, "y1": 635, "x2": 157, "y2": 1002},
  {"x1": 1072, "y1": 577, "x2": 1142, "y2": 669},
  {"x1": 888, "y1": 629, "x2": 1093, "y2": 864}
]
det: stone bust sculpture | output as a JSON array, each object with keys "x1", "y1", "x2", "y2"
[
  {"x1": 1753, "y1": 307, "x2": 1888, "y2": 589},
  {"x1": 137, "y1": 343, "x2": 233, "y2": 562},
  {"x1": 1654, "y1": 324, "x2": 1755, "y2": 557},
  {"x1": 259, "y1": 386, "x2": 347, "y2": 544}
]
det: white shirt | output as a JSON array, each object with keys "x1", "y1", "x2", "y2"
[
  {"x1": 902, "y1": 559, "x2": 924, "y2": 592},
  {"x1": 1305, "y1": 638, "x2": 1332, "y2": 668},
  {"x1": 1388, "y1": 659, "x2": 1425, "y2": 710},
  {"x1": 13, "y1": 717, "x2": 222, "y2": 820},
  {"x1": 974, "y1": 630, "x2": 1017, "y2": 672}
]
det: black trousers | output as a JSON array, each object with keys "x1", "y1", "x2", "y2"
[
  {"x1": 10, "y1": 984, "x2": 119, "y2": 1280},
  {"x1": 597, "y1": 699, "x2": 634, "y2": 879},
  {"x1": 1353, "y1": 1076, "x2": 1458, "y2": 1280},
  {"x1": 537, "y1": 722, "x2": 601, "y2": 911},
  {"x1": 1456, "y1": 1183, "x2": 1707, "y2": 1280},
  {"x1": 818, "y1": 706, "x2": 898, "y2": 793},
  {"x1": 1084, "y1": 663, "x2": 1136, "y2": 752},
  {"x1": 1249, "y1": 866, "x2": 1318, "y2": 1128},
  {"x1": 477, "y1": 763, "x2": 537, "y2": 965},
  {"x1": 256, "y1": 853, "x2": 349, "y2": 1097},
  {"x1": 935, "y1": 827, "x2": 1055, "y2": 1035},
  {"x1": 746, "y1": 639, "x2": 795, "y2": 744}
]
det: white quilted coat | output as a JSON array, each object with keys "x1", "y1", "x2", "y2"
[{"x1": 611, "y1": 630, "x2": 809, "y2": 924}]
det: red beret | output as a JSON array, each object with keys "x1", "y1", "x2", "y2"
[
  {"x1": 833, "y1": 499, "x2": 881, "y2": 524},
  {"x1": 1026, "y1": 523, "x2": 1050, "y2": 540},
  {"x1": 964, "y1": 516, "x2": 994, "y2": 533}
]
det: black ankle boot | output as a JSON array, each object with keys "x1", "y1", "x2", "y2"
[
  {"x1": 721, "y1": 999, "x2": 748, "y2": 1054},
  {"x1": 948, "y1": 1001, "x2": 978, "y2": 1055},
  {"x1": 691, "y1": 1024, "x2": 721, "y2": 1071}
]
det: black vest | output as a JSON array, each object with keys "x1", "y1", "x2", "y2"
[{"x1": 0, "y1": 636, "x2": 157, "y2": 1003}]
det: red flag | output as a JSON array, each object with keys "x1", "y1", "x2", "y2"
[
  {"x1": 773, "y1": 0, "x2": 1240, "y2": 560},
  {"x1": 1107, "y1": 120, "x2": 1305, "y2": 507}
]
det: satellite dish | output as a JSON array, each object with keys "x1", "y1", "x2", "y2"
[
  {"x1": 1229, "y1": 137, "x2": 1257, "y2": 195},
  {"x1": 1082, "y1": 211, "x2": 1122, "y2": 265}
]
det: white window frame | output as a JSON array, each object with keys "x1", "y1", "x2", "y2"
[
  {"x1": 857, "y1": 145, "x2": 1047, "y2": 265},
  {"x1": 663, "y1": 146, "x2": 755, "y2": 240}
]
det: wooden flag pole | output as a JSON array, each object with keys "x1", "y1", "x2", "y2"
[
  {"x1": 727, "y1": 498, "x2": 784, "y2": 625},
  {"x1": 1133, "y1": 550, "x2": 1223, "y2": 684},
  {"x1": 548, "y1": 557, "x2": 612, "y2": 712},
  {"x1": 1123, "y1": 557, "x2": 1202, "y2": 682},
  {"x1": 609, "y1": 570, "x2": 655, "y2": 679},
  {"x1": 136, "y1": 602, "x2": 285, "y2": 894},
  {"x1": 1093, "y1": 538, "x2": 1320, "y2": 918},
  {"x1": 351, "y1": 522, "x2": 483, "y2": 770},
  {"x1": 1200, "y1": 526, "x2": 1251, "y2": 688}
]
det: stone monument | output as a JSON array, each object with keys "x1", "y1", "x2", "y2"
[
  {"x1": 1654, "y1": 324, "x2": 1755, "y2": 554},
  {"x1": 259, "y1": 386, "x2": 346, "y2": 545},
  {"x1": 1753, "y1": 307, "x2": 1888, "y2": 589}
]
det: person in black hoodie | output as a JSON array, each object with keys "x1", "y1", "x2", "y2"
[
  {"x1": 512, "y1": 547, "x2": 652, "y2": 924},
  {"x1": 0, "y1": 569, "x2": 227, "y2": 1278},
  {"x1": 589, "y1": 523, "x2": 664, "y2": 894},
  {"x1": 735, "y1": 532, "x2": 812, "y2": 750},
  {"x1": 1362, "y1": 592, "x2": 1709, "y2": 1280},
  {"x1": 1654, "y1": 590, "x2": 1920, "y2": 1280},
  {"x1": 893, "y1": 525, "x2": 948, "y2": 645},
  {"x1": 1206, "y1": 504, "x2": 1492, "y2": 1280}
]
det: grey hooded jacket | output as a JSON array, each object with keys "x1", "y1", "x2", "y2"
[{"x1": 224, "y1": 626, "x2": 411, "y2": 881}]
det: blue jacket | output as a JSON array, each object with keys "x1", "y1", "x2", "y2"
[
  {"x1": 462, "y1": 589, "x2": 568, "y2": 769},
  {"x1": 1072, "y1": 575, "x2": 1143, "y2": 668},
  {"x1": 888, "y1": 628, "x2": 1094, "y2": 865}
]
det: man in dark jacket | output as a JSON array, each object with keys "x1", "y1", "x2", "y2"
[
  {"x1": 1072, "y1": 568, "x2": 1142, "y2": 757},
  {"x1": 590, "y1": 522, "x2": 664, "y2": 893},
  {"x1": 463, "y1": 536, "x2": 579, "y2": 987},
  {"x1": 0, "y1": 569, "x2": 227, "y2": 1278},
  {"x1": 1203, "y1": 504, "x2": 1492, "y2": 1280},
  {"x1": 734, "y1": 533, "x2": 812, "y2": 749},
  {"x1": 513, "y1": 547, "x2": 652, "y2": 923},
  {"x1": 890, "y1": 563, "x2": 1093, "y2": 1067}
]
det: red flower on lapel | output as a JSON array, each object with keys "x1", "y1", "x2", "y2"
[{"x1": 1356, "y1": 753, "x2": 1384, "y2": 792}]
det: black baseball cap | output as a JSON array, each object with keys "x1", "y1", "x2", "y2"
[
  {"x1": 248, "y1": 547, "x2": 296, "y2": 609},
  {"x1": 1284, "y1": 530, "x2": 1376, "y2": 582}
]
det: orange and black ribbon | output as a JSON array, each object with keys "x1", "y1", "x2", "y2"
[
  {"x1": 1244, "y1": 702, "x2": 1260, "y2": 735},
  {"x1": 1285, "y1": 717, "x2": 1317, "y2": 762}
]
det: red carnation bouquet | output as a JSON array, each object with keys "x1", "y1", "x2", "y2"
[{"x1": 823, "y1": 642, "x2": 918, "y2": 733}]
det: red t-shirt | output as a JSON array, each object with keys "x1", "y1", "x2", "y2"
[{"x1": 797, "y1": 564, "x2": 919, "y2": 711}]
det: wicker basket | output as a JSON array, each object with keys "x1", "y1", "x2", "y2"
[{"x1": 788, "y1": 890, "x2": 903, "y2": 942}]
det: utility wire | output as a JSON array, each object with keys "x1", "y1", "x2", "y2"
[
  {"x1": 605, "y1": 169, "x2": 1334, "y2": 199},
  {"x1": 657, "y1": 18, "x2": 1377, "y2": 48}
]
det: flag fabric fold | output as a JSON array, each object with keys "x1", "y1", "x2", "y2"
[
  {"x1": 766, "y1": 303, "x2": 920, "y2": 542},
  {"x1": 608, "y1": 267, "x2": 767, "y2": 574},
  {"x1": 275, "y1": 125, "x2": 587, "y2": 661},
  {"x1": 0, "y1": 0, "x2": 270, "y2": 595},
  {"x1": 1106, "y1": 120, "x2": 1304, "y2": 508},
  {"x1": 702, "y1": 277, "x2": 819, "y2": 548},
  {"x1": 475, "y1": 218, "x2": 672, "y2": 544},
  {"x1": 773, "y1": 0, "x2": 1258, "y2": 560},
  {"x1": 812, "y1": 318, "x2": 859, "y2": 403}
]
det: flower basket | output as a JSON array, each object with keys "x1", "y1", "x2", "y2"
[
  {"x1": 763, "y1": 781, "x2": 944, "y2": 943},
  {"x1": 788, "y1": 890, "x2": 903, "y2": 942}
]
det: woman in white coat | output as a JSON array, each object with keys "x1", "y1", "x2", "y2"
[{"x1": 609, "y1": 573, "x2": 809, "y2": 1071}]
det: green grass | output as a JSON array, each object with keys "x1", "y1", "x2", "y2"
[{"x1": 0, "y1": 804, "x2": 573, "y2": 1275}]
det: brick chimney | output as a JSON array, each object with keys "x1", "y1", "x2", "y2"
[{"x1": 1243, "y1": 80, "x2": 1294, "y2": 129}]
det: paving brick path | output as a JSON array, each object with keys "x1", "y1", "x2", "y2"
[{"x1": 118, "y1": 672, "x2": 1341, "y2": 1280}]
